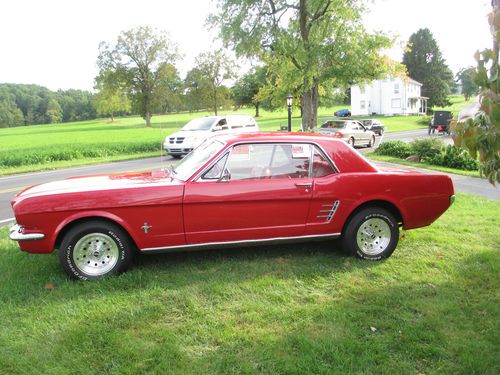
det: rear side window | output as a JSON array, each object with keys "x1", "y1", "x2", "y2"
[{"x1": 312, "y1": 146, "x2": 335, "y2": 178}]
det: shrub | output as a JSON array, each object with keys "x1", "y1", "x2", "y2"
[
  {"x1": 375, "y1": 140, "x2": 413, "y2": 158},
  {"x1": 411, "y1": 138, "x2": 444, "y2": 161},
  {"x1": 418, "y1": 115, "x2": 432, "y2": 126},
  {"x1": 429, "y1": 145, "x2": 479, "y2": 171}
]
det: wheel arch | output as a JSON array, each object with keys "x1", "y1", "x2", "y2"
[
  {"x1": 342, "y1": 200, "x2": 404, "y2": 234},
  {"x1": 54, "y1": 214, "x2": 139, "y2": 251}
]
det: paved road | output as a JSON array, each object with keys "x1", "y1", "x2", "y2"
[{"x1": 1, "y1": 130, "x2": 498, "y2": 225}]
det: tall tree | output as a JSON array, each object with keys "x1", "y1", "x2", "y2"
[
  {"x1": 97, "y1": 26, "x2": 179, "y2": 127},
  {"x1": 152, "y1": 63, "x2": 183, "y2": 113},
  {"x1": 210, "y1": 0, "x2": 393, "y2": 129},
  {"x1": 402, "y1": 28, "x2": 454, "y2": 109},
  {"x1": 453, "y1": 0, "x2": 499, "y2": 184},
  {"x1": 232, "y1": 66, "x2": 267, "y2": 117},
  {"x1": 93, "y1": 71, "x2": 131, "y2": 121},
  {"x1": 456, "y1": 67, "x2": 479, "y2": 101},
  {"x1": 194, "y1": 51, "x2": 235, "y2": 115}
]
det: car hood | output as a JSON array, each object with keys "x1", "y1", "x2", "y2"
[{"x1": 16, "y1": 170, "x2": 177, "y2": 198}]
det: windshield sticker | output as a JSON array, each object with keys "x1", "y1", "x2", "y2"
[
  {"x1": 292, "y1": 144, "x2": 310, "y2": 158},
  {"x1": 231, "y1": 144, "x2": 250, "y2": 160}
]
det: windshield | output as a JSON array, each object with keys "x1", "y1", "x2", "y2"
[
  {"x1": 182, "y1": 117, "x2": 216, "y2": 131},
  {"x1": 321, "y1": 121, "x2": 346, "y2": 129},
  {"x1": 173, "y1": 139, "x2": 225, "y2": 181}
]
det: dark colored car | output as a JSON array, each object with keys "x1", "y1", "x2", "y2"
[
  {"x1": 360, "y1": 119, "x2": 385, "y2": 136},
  {"x1": 429, "y1": 111, "x2": 453, "y2": 135},
  {"x1": 334, "y1": 109, "x2": 351, "y2": 117}
]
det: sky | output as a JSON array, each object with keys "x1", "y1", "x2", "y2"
[{"x1": 0, "y1": 0, "x2": 492, "y2": 91}]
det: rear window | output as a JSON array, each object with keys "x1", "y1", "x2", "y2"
[{"x1": 321, "y1": 121, "x2": 346, "y2": 129}]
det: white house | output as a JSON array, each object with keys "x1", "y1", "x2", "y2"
[{"x1": 350, "y1": 77, "x2": 428, "y2": 116}]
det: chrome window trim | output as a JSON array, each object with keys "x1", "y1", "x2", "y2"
[
  {"x1": 191, "y1": 140, "x2": 340, "y2": 182},
  {"x1": 141, "y1": 232, "x2": 341, "y2": 253}
]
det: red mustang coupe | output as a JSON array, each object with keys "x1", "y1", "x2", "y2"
[{"x1": 9, "y1": 133, "x2": 455, "y2": 280}]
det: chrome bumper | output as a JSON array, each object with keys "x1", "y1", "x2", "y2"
[
  {"x1": 450, "y1": 195, "x2": 456, "y2": 205},
  {"x1": 9, "y1": 224, "x2": 45, "y2": 241}
]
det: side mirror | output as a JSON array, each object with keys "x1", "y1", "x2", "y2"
[{"x1": 218, "y1": 168, "x2": 231, "y2": 182}]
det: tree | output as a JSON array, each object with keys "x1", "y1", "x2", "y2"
[
  {"x1": 402, "y1": 28, "x2": 454, "y2": 109},
  {"x1": 97, "y1": 26, "x2": 179, "y2": 127},
  {"x1": 183, "y1": 67, "x2": 212, "y2": 112},
  {"x1": 209, "y1": 0, "x2": 393, "y2": 129},
  {"x1": 0, "y1": 92, "x2": 24, "y2": 128},
  {"x1": 45, "y1": 98, "x2": 63, "y2": 123},
  {"x1": 456, "y1": 67, "x2": 479, "y2": 101},
  {"x1": 232, "y1": 66, "x2": 267, "y2": 117},
  {"x1": 93, "y1": 71, "x2": 131, "y2": 121},
  {"x1": 152, "y1": 63, "x2": 183, "y2": 113},
  {"x1": 453, "y1": 0, "x2": 499, "y2": 184},
  {"x1": 194, "y1": 51, "x2": 235, "y2": 115}
]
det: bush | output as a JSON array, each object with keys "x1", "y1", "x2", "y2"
[
  {"x1": 411, "y1": 138, "x2": 444, "y2": 161},
  {"x1": 429, "y1": 145, "x2": 479, "y2": 171},
  {"x1": 418, "y1": 115, "x2": 432, "y2": 126},
  {"x1": 375, "y1": 141, "x2": 413, "y2": 158}
]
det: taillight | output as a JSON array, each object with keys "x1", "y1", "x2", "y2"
[{"x1": 334, "y1": 132, "x2": 343, "y2": 138}]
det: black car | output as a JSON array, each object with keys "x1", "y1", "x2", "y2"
[
  {"x1": 429, "y1": 111, "x2": 452, "y2": 135},
  {"x1": 360, "y1": 119, "x2": 385, "y2": 136}
]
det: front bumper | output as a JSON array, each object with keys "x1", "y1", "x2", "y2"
[{"x1": 9, "y1": 224, "x2": 45, "y2": 241}]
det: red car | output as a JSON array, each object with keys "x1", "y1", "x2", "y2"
[{"x1": 9, "y1": 133, "x2": 455, "y2": 280}]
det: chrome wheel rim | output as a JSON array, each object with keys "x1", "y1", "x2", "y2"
[
  {"x1": 356, "y1": 218, "x2": 391, "y2": 255},
  {"x1": 72, "y1": 233, "x2": 119, "y2": 276}
]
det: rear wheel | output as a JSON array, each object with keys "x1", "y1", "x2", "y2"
[
  {"x1": 341, "y1": 207, "x2": 399, "y2": 260},
  {"x1": 347, "y1": 137, "x2": 355, "y2": 147},
  {"x1": 59, "y1": 220, "x2": 134, "y2": 280}
]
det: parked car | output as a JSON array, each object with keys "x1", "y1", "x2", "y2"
[
  {"x1": 429, "y1": 110, "x2": 452, "y2": 135},
  {"x1": 360, "y1": 119, "x2": 385, "y2": 136},
  {"x1": 334, "y1": 109, "x2": 351, "y2": 117},
  {"x1": 164, "y1": 115, "x2": 259, "y2": 158},
  {"x1": 315, "y1": 120, "x2": 376, "y2": 147},
  {"x1": 9, "y1": 133, "x2": 455, "y2": 280}
]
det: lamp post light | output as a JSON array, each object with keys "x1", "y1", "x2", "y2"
[{"x1": 287, "y1": 94, "x2": 293, "y2": 132}]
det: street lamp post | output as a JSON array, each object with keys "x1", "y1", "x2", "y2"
[{"x1": 287, "y1": 94, "x2": 293, "y2": 132}]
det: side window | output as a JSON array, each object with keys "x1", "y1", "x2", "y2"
[
  {"x1": 202, "y1": 154, "x2": 228, "y2": 180},
  {"x1": 312, "y1": 146, "x2": 335, "y2": 178},
  {"x1": 214, "y1": 119, "x2": 228, "y2": 131},
  {"x1": 225, "y1": 144, "x2": 310, "y2": 180}
]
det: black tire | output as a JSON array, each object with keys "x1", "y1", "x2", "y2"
[
  {"x1": 368, "y1": 135, "x2": 375, "y2": 148},
  {"x1": 59, "y1": 220, "x2": 134, "y2": 280},
  {"x1": 428, "y1": 126, "x2": 432, "y2": 135},
  {"x1": 171, "y1": 154, "x2": 182, "y2": 159},
  {"x1": 341, "y1": 207, "x2": 399, "y2": 260},
  {"x1": 347, "y1": 137, "x2": 355, "y2": 147}
]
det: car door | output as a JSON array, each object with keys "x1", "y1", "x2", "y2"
[{"x1": 183, "y1": 143, "x2": 314, "y2": 244}]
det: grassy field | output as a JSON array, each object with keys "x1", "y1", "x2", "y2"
[
  {"x1": 0, "y1": 96, "x2": 471, "y2": 175},
  {"x1": 0, "y1": 193, "x2": 498, "y2": 374},
  {"x1": 366, "y1": 153, "x2": 481, "y2": 177}
]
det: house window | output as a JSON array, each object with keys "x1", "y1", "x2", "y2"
[
  {"x1": 394, "y1": 83, "x2": 400, "y2": 94},
  {"x1": 360, "y1": 86, "x2": 365, "y2": 94},
  {"x1": 360, "y1": 100, "x2": 366, "y2": 109},
  {"x1": 391, "y1": 99, "x2": 401, "y2": 108}
]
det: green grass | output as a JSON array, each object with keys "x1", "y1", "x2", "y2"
[
  {"x1": 0, "y1": 96, "x2": 470, "y2": 175},
  {"x1": 0, "y1": 193, "x2": 498, "y2": 374},
  {"x1": 366, "y1": 152, "x2": 481, "y2": 177}
]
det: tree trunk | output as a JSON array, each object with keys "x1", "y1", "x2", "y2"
[
  {"x1": 301, "y1": 81, "x2": 319, "y2": 130},
  {"x1": 145, "y1": 112, "x2": 151, "y2": 127},
  {"x1": 110, "y1": 113, "x2": 114, "y2": 122},
  {"x1": 213, "y1": 87, "x2": 218, "y2": 115},
  {"x1": 255, "y1": 103, "x2": 260, "y2": 117}
]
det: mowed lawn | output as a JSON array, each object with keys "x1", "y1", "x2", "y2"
[
  {"x1": 0, "y1": 96, "x2": 471, "y2": 175},
  {"x1": 0, "y1": 193, "x2": 498, "y2": 374}
]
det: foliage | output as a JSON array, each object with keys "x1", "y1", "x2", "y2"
[
  {"x1": 452, "y1": 1, "x2": 500, "y2": 184},
  {"x1": 98, "y1": 26, "x2": 179, "y2": 127},
  {"x1": 428, "y1": 145, "x2": 479, "y2": 171},
  {"x1": 0, "y1": 95, "x2": 24, "y2": 128},
  {"x1": 402, "y1": 28, "x2": 454, "y2": 109},
  {"x1": 418, "y1": 115, "x2": 432, "y2": 126},
  {"x1": 232, "y1": 66, "x2": 267, "y2": 117},
  {"x1": 456, "y1": 67, "x2": 479, "y2": 101},
  {"x1": 93, "y1": 70, "x2": 131, "y2": 121},
  {"x1": 374, "y1": 140, "x2": 413, "y2": 159},
  {"x1": 193, "y1": 51, "x2": 236, "y2": 115},
  {"x1": 411, "y1": 138, "x2": 444, "y2": 160},
  {"x1": 209, "y1": 0, "x2": 395, "y2": 129}
]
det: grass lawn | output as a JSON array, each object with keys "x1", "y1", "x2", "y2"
[
  {"x1": 366, "y1": 152, "x2": 481, "y2": 178},
  {"x1": 0, "y1": 96, "x2": 470, "y2": 175},
  {"x1": 0, "y1": 193, "x2": 498, "y2": 374}
]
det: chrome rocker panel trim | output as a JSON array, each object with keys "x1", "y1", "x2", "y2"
[
  {"x1": 9, "y1": 224, "x2": 45, "y2": 241},
  {"x1": 141, "y1": 232, "x2": 341, "y2": 254}
]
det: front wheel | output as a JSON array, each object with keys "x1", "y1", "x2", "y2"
[
  {"x1": 341, "y1": 207, "x2": 399, "y2": 260},
  {"x1": 59, "y1": 220, "x2": 134, "y2": 280},
  {"x1": 368, "y1": 135, "x2": 376, "y2": 148}
]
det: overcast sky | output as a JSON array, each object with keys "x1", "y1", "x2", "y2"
[{"x1": 0, "y1": 0, "x2": 491, "y2": 91}]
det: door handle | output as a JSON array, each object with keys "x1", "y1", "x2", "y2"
[{"x1": 295, "y1": 182, "x2": 312, "y2": 192}]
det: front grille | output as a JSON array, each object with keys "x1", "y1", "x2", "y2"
[{"x1": 169, "y1": 137, "x2": 185, "y2": 144}]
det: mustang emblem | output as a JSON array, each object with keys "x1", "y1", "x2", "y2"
[{"x1": 141, "y1": 222, "x2": 152, "y2": 234}]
